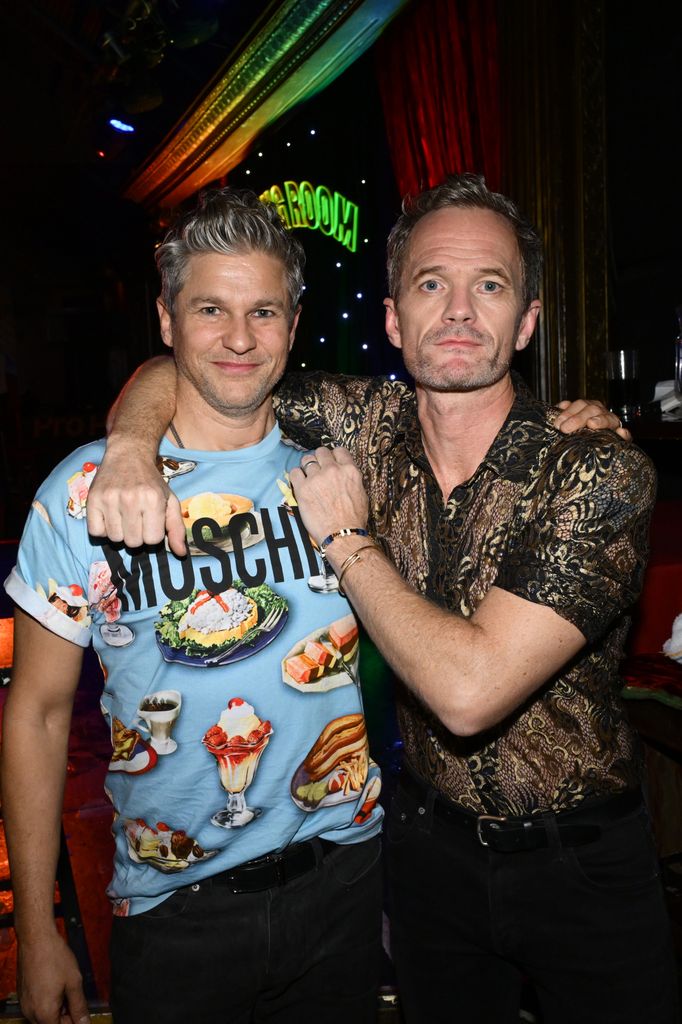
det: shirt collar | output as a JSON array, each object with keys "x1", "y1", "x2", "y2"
[{"x1": 398, "y1": 372, "x2": 557, "y2": 481}]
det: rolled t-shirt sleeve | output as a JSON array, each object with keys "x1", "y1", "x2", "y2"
[
  {"x1": 495, "y1": 438, "x2": 656, "y2": 643},
  {"x1": 4, "y1": 458, "x2": 100, "y2": 648}
]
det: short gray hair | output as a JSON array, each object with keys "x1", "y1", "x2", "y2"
[
  {"x1": 156, "y1": 187, "x2": 305, "y2": 320},
  {"x1": 386, "y1": 173, "x2": 543, "y2": 308}
]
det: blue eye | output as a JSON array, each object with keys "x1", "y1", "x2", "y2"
[
  {"x1": 421, "y1": 280, "x2": 440, "y2": 292},
  {"x1": 253, "y1": 308, "x2": 275, "y2": 318},
  {"x1": 481, "y1": 281, "x2": 500, "y2": 292}
]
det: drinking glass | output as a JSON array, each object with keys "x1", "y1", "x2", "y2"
[
  {"x1": 606, "y1": 349, "x2": 640, "y2": 421},
  {"x1": 674, "y1": 338, "x2": 682, "y2": 398}
]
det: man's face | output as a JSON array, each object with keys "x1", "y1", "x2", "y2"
[
  {"x1": 384, "y1": 207, "x2": 540, "y2": 392},
  {"x1": 158, "y1": 250, "x2": 299, "y2": 418}
]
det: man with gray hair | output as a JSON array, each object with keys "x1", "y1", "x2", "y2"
[{"x1": 1, "y1": 188, "x2": 384, "y2": 1024}]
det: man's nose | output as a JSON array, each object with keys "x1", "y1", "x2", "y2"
[
  {"x1": 221, "y1": 319, "x2": 257, "y2": 351},
  {"x1": 442, "y1": 288, "x2": 474, "y2": 323}
]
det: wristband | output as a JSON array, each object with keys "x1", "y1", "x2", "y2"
[{"x1": 319, "y1": 527, "x2": 369, "y2": 556}]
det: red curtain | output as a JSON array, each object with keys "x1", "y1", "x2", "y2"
[{"x1": 376, "y1": 0, "x2": 501, "y2": 198}]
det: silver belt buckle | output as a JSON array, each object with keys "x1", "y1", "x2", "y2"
[{"x1": 476, "y1": 814, "x2": 508, "y2": 847}]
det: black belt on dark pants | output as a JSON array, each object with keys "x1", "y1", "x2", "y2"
[
  {"x1": 398, "y1": 767, "x2": 642, "y2": 853},
  {"x1": 209, "y1": 837, "x2": 338, "y2": 893}
]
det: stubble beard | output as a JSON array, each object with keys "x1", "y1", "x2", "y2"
[
  {"x1": 403, "y1": 326, "x2": 513, "y2": 393},
  {"x1": 175, "y1": 354, "x2": 284, "y2": 419}
]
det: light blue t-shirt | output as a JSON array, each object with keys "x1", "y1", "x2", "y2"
[{"x1": 6, "y1": 425, "x2": 382, "y2": 915}]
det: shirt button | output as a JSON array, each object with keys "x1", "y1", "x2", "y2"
[{"x1": 453, "y1": 487, "x2": 465, "y2": 501}]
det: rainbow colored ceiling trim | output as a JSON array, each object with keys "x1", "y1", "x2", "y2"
[{"x1": 125, "y1": 0, "x2": 408, "y2": 209}]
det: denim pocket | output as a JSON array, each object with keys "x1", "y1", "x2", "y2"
[
  {"x1": 327, "y1": 835, "x2": 382, "y2": 889},
  {"x1": 564, "y1": 809, "x2": 661, "y2": 893},
  {"x1": 133, "y1": 884, "x2": 195, "y2": 920}
]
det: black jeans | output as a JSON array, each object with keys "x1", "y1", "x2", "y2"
[
  {"x1": 387, "y1": 775, "x2": 680, "y2": 1024},
  {"x1": 110, "y1": 836, "x2": 382, "y2": 1023}
]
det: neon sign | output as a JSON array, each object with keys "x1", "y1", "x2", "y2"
[{"x1": 260, "y1": 181, "x2": 359, "y2": 253}]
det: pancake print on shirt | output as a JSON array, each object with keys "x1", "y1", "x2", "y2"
[{"x1": 180, "y1": 491, "x2": 263, "y2": 556}]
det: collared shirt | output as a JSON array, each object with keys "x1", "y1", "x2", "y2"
[{"x1": 275, "y1": 372, "x2": 656, "y2": 816}]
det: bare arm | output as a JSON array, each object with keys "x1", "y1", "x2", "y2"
[
  {"x1": 1, "y1": 609, "x2": 90, "y2": 1024},
  {"x1": 86, "y1": 356, "x2": 186, "y2": 554},
  {"x1": 290, "y1": 448, "x2": 586, "y2": 736}
]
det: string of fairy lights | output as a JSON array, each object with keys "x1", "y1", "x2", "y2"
[
  {"x1": 221, "y1": 121, "x2": 401, "y2": 380},
  {"x1": 115, "y1": 98, "x2": 403, "y2": 379}
]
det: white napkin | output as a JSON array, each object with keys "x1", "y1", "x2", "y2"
[{"x1": 662, "y1": 613, "x2": 682, "y2": 663}]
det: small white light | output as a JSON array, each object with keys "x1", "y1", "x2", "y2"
[
  {"x1": 342, "y1": 313, "x2": 349, "y2": 320},
  {"x1": 310, "y1": 129, "x2": 316, "y2": 135},
  {"x1": 245, "y1": 169, "x2": 251, "y2": 175},
  {"x1": 362, "y1": 343, "x2": 368, "y2": 350},
  {"x1": 363, "y1": 238, "x2": 369, "y2": 243},
  {"x1": 258, "y1": 151, "x2": 263, "y2": 157},
  {"x1": 356, "y1": 292, "x2": 363, "y2": 299},
  {"x1": 286, "y1": 142, "x2": 291, "y2": 147},
  {"x1": 389, "y1": 373, "x2": 396, "y2": 381},
  {"x1": 301, "y1": 362, "x2": 306, "y2": 368},
  {"x1": 319, "y1": 337, "x2": 325, "y2": 343},
  {"x1": 335, "y1": 262, "x2": 342, "y2": 268},
  {"x1": 361, "y1": 178, "x2": 366, "y2": 184}
]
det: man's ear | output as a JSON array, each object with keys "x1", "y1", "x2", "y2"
[
  {"x1": 288, "y1": 305, "x2": 301, "y2": 352},
  {"x1": 514, "y1": 299, "x2": 541, "y2": 353},
  {"x1": 384, "y1": 298, "x2": 403, "y2": 351},
  {"x1": 157, "y1": 298, "x2": 173, "y2": 350}
]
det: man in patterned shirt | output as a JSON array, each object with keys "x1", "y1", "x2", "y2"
[{"x1": 85, "y1": 176, "x2": 677, "y2": 1023}]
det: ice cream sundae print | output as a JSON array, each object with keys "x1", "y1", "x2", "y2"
[
  {"x1": 66, "y1": 462, "x2": 98, "y2": 519},
  {"x1": 203, "y1": 698, "x2": 272, "y2": 828},
  {"x1": 88, "y1": 560, "x2": 134, "y2": 647}
]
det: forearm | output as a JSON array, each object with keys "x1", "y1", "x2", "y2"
[
  {"x1": 323, "y1": 536, "x2": 488, "y2": 734},
  {"x1": 1, "y1": 697, "x2": 71, "y2": 942},
  {"x1": 106, "y1": 355, "x2": 177, "y2": 454},
  {"x1": 88, "y1": 355, "x2": 185, "y2": 551},
  {"x1": 291, "y1": 447, "x2": 585, "y2": 736}
]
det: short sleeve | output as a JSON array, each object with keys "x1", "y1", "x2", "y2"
[
  {"x1": 495, "y1": 437, "x2": 656, "y2": 642},
  {"x1": 4, "y1": 449, "x2": 103, "y2": 648}
]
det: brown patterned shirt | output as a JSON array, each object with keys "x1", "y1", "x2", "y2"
[{"x1": 274, "y1": 372, "x2": 656, "y2": 816}]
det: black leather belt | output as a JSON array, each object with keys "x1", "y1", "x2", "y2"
[
  {"x1": 210, "y1": 837, "x2": 337, "y2": 893},
  {"x1": 398, "y1": 768, "x2": 642, "y2": 853}
]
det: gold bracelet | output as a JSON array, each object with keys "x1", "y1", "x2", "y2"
[{"x1": 336, "y1": 543, "x2": 379, "y2": 597}]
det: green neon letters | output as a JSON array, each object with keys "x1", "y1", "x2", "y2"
[{"x1": 260, "y1": 181, "x2": 359, "y2": 253}]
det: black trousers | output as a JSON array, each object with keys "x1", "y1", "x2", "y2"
[
  {"x1": 387, "y1": 775, "x2": 680, "y2": 1024},
  {"x1": 110, "y1": 836, "x2": 382, "y2": 1023}
]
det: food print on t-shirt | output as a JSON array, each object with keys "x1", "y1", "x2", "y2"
[{"x1": 4, "y1": 426, "x2": 382, "y2": 917}]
